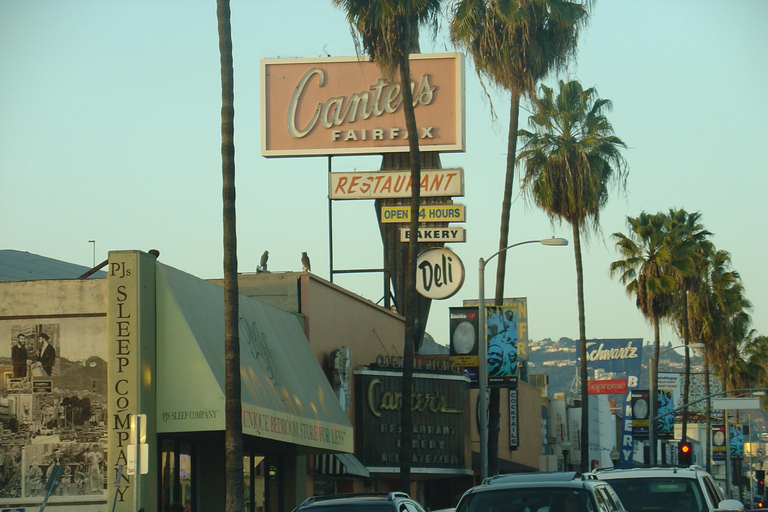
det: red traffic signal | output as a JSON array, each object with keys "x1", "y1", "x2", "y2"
[{"x1": 678, "y1": 441, "x2": 693, "y2": 466}]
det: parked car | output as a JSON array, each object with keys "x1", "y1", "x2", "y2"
[
  {"x1": 587, "y1": 466, "x2": 744, "y2": 512},
  {"x1": 293, "y1": 492, "x2": 426, "y2": 512},
  {"x1": 455, "y1": 472, "x2": 627, "y2": 512}
]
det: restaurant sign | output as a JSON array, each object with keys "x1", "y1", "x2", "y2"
[
  {"x1": 261, "y1": 53, "x2": 465, "y2": 157},
  {"x1": 329, "y1": 168, "x2": 464, "y2": 199},
  {"x1": 354, "y1": 369, "x2": 469, "y2": 473}
]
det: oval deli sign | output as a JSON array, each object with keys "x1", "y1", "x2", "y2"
[
  {"x1": 261, "y1": 53, "x2": 465, "y2": 157},
  {"x1": 416, "y1": 247, "x2": 464, "y2": 300}
]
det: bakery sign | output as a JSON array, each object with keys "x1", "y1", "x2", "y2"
[{"x1": 261, "y1": 53, "x2": 465, "y2": 157}]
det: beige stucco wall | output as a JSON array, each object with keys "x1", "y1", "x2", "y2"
[
  {"x1": 0, "y1": 278, "x2": 105, "y2": 317},
  {"x1": 468, "y1": 380, "x2": 543, "y2": 472}
]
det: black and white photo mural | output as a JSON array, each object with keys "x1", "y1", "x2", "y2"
[{"x1": 1, "y1": 319, "x2": 107, "y2": 504}]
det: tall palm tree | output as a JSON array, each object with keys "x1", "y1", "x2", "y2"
[
  {"x1": 216, "y1": 0, "x2": 243, "y2": 510},
  {"x1": 610, "y1": 211, "x2": 684, "y2": 466},
  {"x1": 449, "y1": 0, "x2": 589, "y2": 475},
  {"x1": 518, "y1": 79, "x2": 627, "y2": 471},
  {"x1": 332, "y1": 0, "x2": 441, "y2": 491},
  {"x1": 664, "y1": 208, "x2": 712, "y2": 441},
  {"x1": 688, "y1": 248, "x2": 740, "y2": 472}
]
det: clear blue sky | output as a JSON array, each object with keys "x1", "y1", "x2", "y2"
[{"x1": 2, "y1": 1, "x2": 767, "y2": 353}]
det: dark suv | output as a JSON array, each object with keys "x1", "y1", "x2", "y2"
[
  {"x1": 455, "y1": 472, "x2": 627, "y2": 512},
  {"x1": 293, "y1": 493, "x2": 427, "y2": 512}
]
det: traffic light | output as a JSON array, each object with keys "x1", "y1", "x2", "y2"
[
  {"x1": 757, "y1": 469, "x2": 765, "y2": 495},
  {"x1": 678, "y1": 441, "x2": 693, "y2": 466}
]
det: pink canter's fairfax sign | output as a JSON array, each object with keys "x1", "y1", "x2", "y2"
[{"x1": 261, "y1": 53, "x2": 465, "y2": 157}]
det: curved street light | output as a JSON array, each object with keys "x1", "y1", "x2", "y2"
[
  {"x1": 649, "y1": 342, "x2": 705, "y2": 465},
  {"x1": 478, "y1": 237, "x2": 568, "y2": 480}
]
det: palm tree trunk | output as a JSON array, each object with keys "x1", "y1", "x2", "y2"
[
  {"x1": 489, "y1": 93, "x2": 521, "y2": 477},
  {"x1": 216, "y1": 1, "x2": 243, "y2": 511},
  {"x1": 572, "y1": 223, "x2": 589, "y2": 472},
  {"x1": 704, "y1": 347, "x2": 712, "y2": 473},
  {"x1": 682, "y1": 287, "x2": 691, "y2": 441},
  {"x1": 494, "y1": 94, "x2": 521, "y2": 302},
  {"x1": 398, "y1": 47, "x2": 421, "y2": 493},
  {"x1": 650, "y1": 316, "x2": 661, "y2": 465}
]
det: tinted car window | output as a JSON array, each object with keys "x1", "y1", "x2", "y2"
[
  {"x1": 605, "y1": 478, "x2": 705, "y2": 512},
  {"x1": 457, "y1": 489, "x2": 593, "y2": 512},
  {"x1": 701, "y1": 476, "x2": 722, "y2": 506}
]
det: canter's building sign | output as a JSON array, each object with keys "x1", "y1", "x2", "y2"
[{"x1": 261, "y1": 53, "x2": 465, "y2": 156}]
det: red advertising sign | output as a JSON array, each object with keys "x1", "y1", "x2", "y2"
[
  {"x1": 261, "y1": 53, "x2": 465, "y2": 157},
  {"x1": 587, "y1": 379, "x2": 628, "y2": 395}
]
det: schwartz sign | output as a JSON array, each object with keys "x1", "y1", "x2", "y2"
[{"x1": 261, "y1": 53, "x2": 465, "y2": 156}]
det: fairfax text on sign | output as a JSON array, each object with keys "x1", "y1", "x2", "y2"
[
  {"x1": 261, "y1": 53, "x2": 465, "y2": 156},
  {"x1": 381, "y1": 205, "x2": 465, "y2": 223},
  {"x1": 400, "y1": 228, "x2": 466, "y2": 243},
  {"x1": 329, "y1": 168, "x2": 464, "y2": 199}
]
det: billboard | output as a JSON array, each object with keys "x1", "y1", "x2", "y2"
[
  {"x1": 584, "y1": 338, "x2": 643, "y2": 392},
  {"x1": 261, "y1": 53, "x2": 465, "y2": 156},
  {"x1": 458, "y1": 299, "x2": 529, "y2": 388},
  {"x1": 449, "y1": 307, "x2": 479, "y2": 368}
]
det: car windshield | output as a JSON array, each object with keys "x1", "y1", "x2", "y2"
[
  {"x1": 605, "y1": 478, "x2": 705, "y2": 512},
  {"x1": 457, "y1": 489, "x2": 594, "y2": 512}
]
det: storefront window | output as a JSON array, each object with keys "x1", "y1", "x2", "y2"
[{"x1": 161, "y1": 438, "x2": 194, "y2": 512}]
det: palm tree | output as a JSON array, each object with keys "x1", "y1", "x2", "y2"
[
  {"x1": 610, "y1": 211, "x2": 685, "y2": 466},
  {"x1": 688, "y1": 248, "x2": 740, "y2": 472},
  {"x1": 518, "y1": 79, "x2": 627, "y2": 471},
  {"x1": 664, "y1": 208, "x2": 712, "y2": 441},
  {"x1": 449, "y1": 0, "x2": 589, "y2": 475},
  {"x1": 332, "y1": 0, "x2": 441, "y2": 490},
  {"x1": 216, "y1": 0, "x2": 243, "y2": 511}
]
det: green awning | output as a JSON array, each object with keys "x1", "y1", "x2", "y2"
[{"x1": 154, "y1": 264, "x2": 353, "y2": 453}]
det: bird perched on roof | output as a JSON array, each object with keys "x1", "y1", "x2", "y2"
[
  {"x1": 257, "y1": 250, "x2": 269, "y2": 273},
  {"x1": 301, "y1": 252, "x2": 311, "y2": 272}
]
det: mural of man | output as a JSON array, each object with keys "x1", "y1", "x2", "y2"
[
  {"x1": 36, "y1": 332, "x2": 56, "y2": 376},
  {"x1": 86, "y1": 444, "x2": 103, "y2": 494},
  {"x1": 11, "y1": 333, "x2": 28, "y2": 378}
]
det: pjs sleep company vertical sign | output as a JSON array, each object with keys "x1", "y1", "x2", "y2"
[{"x1": 107, "y1": 253, "x2": 138, "y2": 508}]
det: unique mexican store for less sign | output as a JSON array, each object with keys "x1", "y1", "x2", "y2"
[{"x1": 261, "y1": 53, "x2": 465, "y2": 157}]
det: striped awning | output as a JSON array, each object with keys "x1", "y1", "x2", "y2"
[{"x1": 315, "y1": 453, "x2": 370, "y2": 478}]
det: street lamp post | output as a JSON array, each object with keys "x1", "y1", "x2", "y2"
[
  {"x1": 478, "y1": 237, "x2": 568, "y2": 480},
  {"x1": 88, "y1": 240, "x2": 96, "y2": 267},
  {"x1": 649, "y1": 342, "x2": 704, "y2": 465}
]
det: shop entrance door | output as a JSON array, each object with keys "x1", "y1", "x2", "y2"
[
  {"x1": 244, "y1": 453, "x2": 280, "y2": 512},
  {"x1": 160, "y1": 438, "x2": 194, "y2": 512}
]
